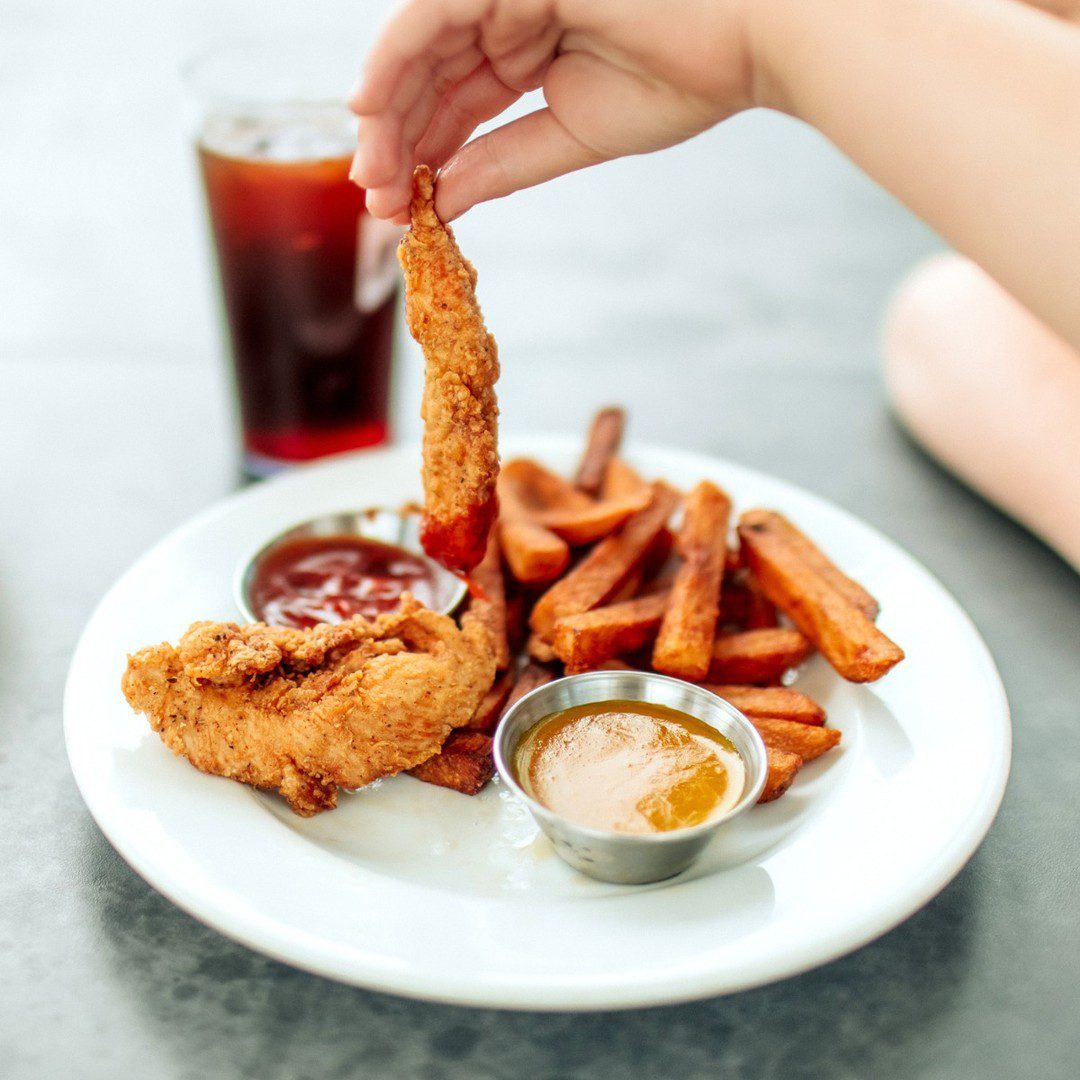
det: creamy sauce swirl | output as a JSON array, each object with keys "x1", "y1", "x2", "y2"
[{"x1": 515, "y1": 700, "x2": 745, "y2": 834}]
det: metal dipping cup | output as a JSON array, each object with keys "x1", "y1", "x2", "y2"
[
  {"x1": 234, "y1": 507, "x2": 468, "y2": 624},
  {"x1": 493, "y1": 670, "x2": 768, "y2": 885}
]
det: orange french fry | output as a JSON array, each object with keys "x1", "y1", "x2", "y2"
[
  {"x1": 738, "y1": 510, "x2": 903, "y2": 683},
  {"x1": 575, "y1": 407, "x2": 626, "y2": 496},
  {"x1": 752, "y1": 716, "x2": 841, "y2": 762},
  {"x1": 719, "y1": 578, "x2": 750, "y2": 626},
  {"x1": 502, "y1": 458, "x2": 649, "y2": 545},
  {"x1": 409, "y1": 730, "x2": 494, "y2": 795},
  {"x1": 721, "y1": 570, "x2": 779, "y2": 629},
  {"x1": 530, "y1": 482, "x2": 681, "y2": 639},
  {"x1": 759, "y1": 747, "x2": 803, "y2": 803},
  {"x1": 527, "y1": 632, "x2": 559, "y2": 664},
  {"x1": 601, "y1": 457, "x2": 649, "y2": 501},
  {"x1": 496, "y1": 464, "x2": 571, "y2": 583},
  {"x1": 707, "y1": 628, "x2": 813, "y2": 684},
  {"x1": 743, "y1": 574, "x2": 779, "y2": 629},
  {"x1": 465, "y1": 669, "x2": 517, "y2": 734},
  {"x1": 467, "y1": 531, "x2": 510, "y2": 670},
  {"x1": 652, "y1": 480, "x2": 731, "y2": 681},
  {"x1": 532, "y1": 491, "x2": 651, "y2": 545},
  {"x1": 641, "y1": 526, "x2": 676, "y2": 583},
  {"x1": 502, "y1": 458, "x2": 592, "y2": 513},
  {"x1": 553, "y1": 591, "x2": 671, "y2": 674},
  {"x1": 704, "y1": 684, "x2": 826, "y2": 725},
  {"x1": 605, "y1": 564, "x2": 646, "y2": 605},
  {"x1": 503, "y1": 591, "x2": 528, "y2": 655},
  {"x1": 500, "y1": 662, "x2": 558, "y2": 719},
  {"x1": 498, "y1": 518, "x2": 569, "y2": 584},
  {"x1": 740, "y1": 509, "x2": 879, "y2": 618}
]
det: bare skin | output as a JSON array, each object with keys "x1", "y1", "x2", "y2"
[{"x1": 885, "y1": 254, "x2": 1080, "y2": 572}]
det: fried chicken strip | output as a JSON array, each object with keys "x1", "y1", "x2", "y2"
[
  {"x1": 121, "y1": 597, "x2": 496, "y2": 816},
  {"x1": 399, "y1": 165, "x2": 500, "y2": 574}
]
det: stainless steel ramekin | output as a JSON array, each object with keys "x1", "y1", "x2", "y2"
[
  {"x1": 493, "y1": 670, "x2": 768, "y2": 885},
  {"x1": 233, "y1": 507, "x2": 468, "y2": 624}
]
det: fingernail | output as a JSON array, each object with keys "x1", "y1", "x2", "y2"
[{"x1": 349, "y1": 148, "x2": 365, "y2": 188}]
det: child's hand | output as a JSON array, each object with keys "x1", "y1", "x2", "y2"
[{"x1": 349, "y1": 0, "x2": 760, "y2": 221}]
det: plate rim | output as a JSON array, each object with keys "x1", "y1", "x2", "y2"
[{"x1": 64, "y1": 436, "x2": 1012, "y2": 1010}]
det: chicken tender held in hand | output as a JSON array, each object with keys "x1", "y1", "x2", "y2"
[
  {"x1": 121, "y1": 597, "x2": 496, "y2": 816},
  {"x1": 399, "y1": 165, "x2": 500, "y2": 574}
]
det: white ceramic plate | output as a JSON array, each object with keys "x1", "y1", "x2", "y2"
[{"x1": 65, "y1": 437, "x2": 1010, "y2": 1010}]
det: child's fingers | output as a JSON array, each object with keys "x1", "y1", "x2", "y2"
[
  {"x1": 351, "y1": 113, "x2": 404, "y2": 189},
  {"x1": 401, "y1": 46, "x2": 486, "y2": 147},
  {"x1": 413, "y1": 61, "x2": 523, "y2": 171},
  {"x1": 478, "y1": 0, "x2": 563, "y2": 92},
  {"x1": 363, "y1": 139, "x2": 418, "y2": 221},
  {"x1": 351, "y1": 0, "x2": 474, "y2": 113},
  {"x1": 435, "y1": 105, "x2": 608, "y2": 220},
  {"x1": 352, "y1": 37, "x2": 485, "y2": 190},
  {"x1": 359, "y1": 57, "x2": 511, "y2": 213},
  {"x1": 351, "y1": 52, "x2": 437, "y2": 189}
]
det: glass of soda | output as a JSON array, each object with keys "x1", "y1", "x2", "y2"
[{"x1": 186, "y1": 40, "x2": 401, "y2": 478}]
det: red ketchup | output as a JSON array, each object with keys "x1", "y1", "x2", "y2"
[{"x1": 250, "y1": 535, "x2": 440, "y2": 629}]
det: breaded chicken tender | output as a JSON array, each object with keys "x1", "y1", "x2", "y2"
[
  {"x1": 398, "y1": 165, "x2": 499, "y2": 574},
  {"x1": 121, "y1": 597, "x2": 496, "y2": 816}
]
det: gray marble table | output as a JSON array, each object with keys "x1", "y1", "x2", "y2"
[{"x1": 3, "y1": 3, "x2": 1079, "y2": 1072}]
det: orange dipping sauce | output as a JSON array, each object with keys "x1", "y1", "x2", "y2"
[{"x1": 514, "y1": 700, "x2": 745, "y2": 835}]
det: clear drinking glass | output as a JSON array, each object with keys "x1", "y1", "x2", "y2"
[{"x1": 186, "y1": 40, "x2": 402, "y2": 479}]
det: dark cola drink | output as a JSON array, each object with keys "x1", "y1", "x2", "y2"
[{"x1": 198, "y1": 113, "x2": 400, "y2": 476}]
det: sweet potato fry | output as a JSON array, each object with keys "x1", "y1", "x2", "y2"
[
  {"x1": 575, "y1": 407, "x2": 625, "y2": 496},
  {"x1": 409, "y1": 730, "x2": 494, "y2": 795},
  {"x1": 553, "y1": 591, "x2": 671, "y2": 673},
  {"x1": 738, "y1": 511, "x2": 903, "y2": 683},
  {"x1": 498, "y1": 518, "x2": 570, "y2": 584},
  {"x1": 652, "y1": 480, "x2": 731, "y2": 681},
  {"x1": 465, "y1": 669, "x2": 516, "y2": 734},
  {"x1": 759, "y1": 747, "x2": 803, "y2": 803},
  {"x1": 468, "y1": 531, "x2": 510, "y2": 670},
  {"x1": 721, "y1": 571, "x2": 779, "y2": 629},
  {"x1": 719, "y1": 579, "x2": 749, "y2": 626},
  {"x1": 501, "y1": 458, "x2": 650, "y2": 545},
  {"x1": 530, "y1": 482, "x2": 681, "y2": 639},
  {"x1": 527, "y1": 632, "x2": 558, "y2": 664},
  {"x1": 601, "y1": 457, "x2": 649, "y2": 501},
  {"x1": 501, "y1": 662, "x2": 558, "y2": 717},
  {"x1": 495, "y1": 465, "x2": 571, "y2": 583},
  {"x1": 707, "y1": 628, "x2": 813, "y2": 684},
  {"x1": 641, "y1": 526, "x2": 676, "y2": 582},
  {"x1": 504, "y1": 591, "x2": 529, "y2": 654},
  {"x1": 704, "y1": 684, "x2": 826, "y2": 725},
  {"x1": 740, "y1": 509, "x2": 879, "y2": 618},
  {"x1": 751, "y1": 716, "x2": 841, "y2": 761},
  {"x1": 743, "y1": 575, "x2": 779, "y2": 629},
  {"x1": 502, "y1": 458, "x2": 592, "y2": 513},
  {"x1": 533, "y1": 492, "x2": 652, "y2": 546},
  {"x1": 606, "y1": 564, "x2": 646, "y2": 605}
]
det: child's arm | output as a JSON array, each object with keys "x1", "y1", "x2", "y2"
[
  {"x1": 753, "y1": 0, "x2": 1080, "y2": 353},
  {"x1": 351, "y1": 0, "x2": 1080, "y2": 348}
]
